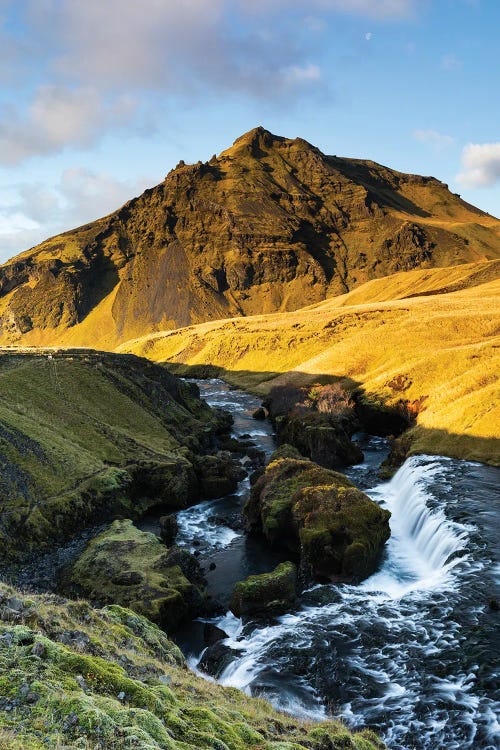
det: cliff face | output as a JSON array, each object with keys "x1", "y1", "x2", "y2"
[{"x1": 0, "y1": 126, "x2": 498, "y2": 348}]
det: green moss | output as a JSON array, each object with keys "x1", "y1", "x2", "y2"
[
  {"x1": 230, "y1": 562, "x2": 297, "y2": 617},
  {"x1": 0, "y1": 582, "x2": 384, "y2": 750},
  {"x1": 68, "y1": 519, "x2": 206, "y2": 632},
  {"x1": 246, "y1": 455, "x2": 390, "y2": 582},
  {"x1": 0, "y1": 351, "x2": 221, "y2": 561}
]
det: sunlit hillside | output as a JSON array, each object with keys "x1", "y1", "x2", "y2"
[
  {"x1": 0, "y1": 128, "x2": 499, "y2": 351},
  {"x1": 119, "y1": 260, "x2": 500, "y2": 465}
]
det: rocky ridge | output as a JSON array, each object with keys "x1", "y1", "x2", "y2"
[{"x1": 0, "y1": 127, "x2": 498, "y2": 349}]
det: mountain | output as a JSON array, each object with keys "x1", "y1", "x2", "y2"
[
  {"x1": 119, "y1": 260, "x2": 500, "y2": 466},
  {"x1": 0, "y1": 127, "x2": 498, "y2": 349}
]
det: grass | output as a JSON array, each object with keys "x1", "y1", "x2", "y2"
[
  {"x1": 119, "y1": 260, "x2": 500, "y2": 465},
  {"x1": 0, "y1": 350, "x2": 219, "y2": 559},
  {"x1": 0, "y1": 582, "x2": 384, "y2": 750}
]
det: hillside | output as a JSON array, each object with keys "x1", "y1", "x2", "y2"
[
  {"x1": 0, "y1": 349, "x2": 228, "y2": 561},
  {"x1": 119, "y1": 260, "x2": 500, "y2": 466},
  {"x1": 0, "y1": 582, "x2": 382, "y2": 750},
  {"x1": 0, "y1": 127, "x2": 498, "y2": 349}
]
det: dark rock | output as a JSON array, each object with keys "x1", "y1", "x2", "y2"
[
  {"x1": 203, "y1": 623, "x2": 228, "y2": 646},
  {"x1": 195, "y1": 452, "x2": 245, "y2": 498},
  {"x1": 275, "y1": 412, "x2": 363, "y2": 470},
  {"x1": 230, "y1": 562, "x2": 297, "y2": 618},
  {"x1": 111, "y1": 571, "x2": 144, "y2": 586},
  {"x1": 252, "y1": 407, "x2": 267, "y2": 420},
  {"x1": 198, "y1": 641, "x2": 238, "y2": 678},
  {"x1": 31, "y1": 642, "x2": 45, "y2": 657},
  {"x1": 162, "y1": 546, "x2": 206, "y2": 588},
  {"x1": 159, "y1": 514, "x2": 178, "y2": 546}
]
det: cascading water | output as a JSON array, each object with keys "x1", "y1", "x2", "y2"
[{"x1": 172, "y1": 380, "x2": 499, "y2": 750}]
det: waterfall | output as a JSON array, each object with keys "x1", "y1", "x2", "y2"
[{"x1": 375, "y1": 456, "x2": 470, "y2": 582}]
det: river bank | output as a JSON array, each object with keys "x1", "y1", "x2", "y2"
[
  {"x1": 164, "y1": 380, "x2": 500, "y2": 750},
  {"x1": 1, "y1": 376, "x2": 498, "y2": 749}
]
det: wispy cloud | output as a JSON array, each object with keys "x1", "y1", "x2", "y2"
[
  {"x1": 457, "y1": 142, "x2": 500, "y2": 187},
  {"x1": 414, "y1": 129, "x2": 455, "y2": 151},
  {"x1": 0, "y1": 0, "x2": 420, "y2": 165},
  {"x1": 441, "y1": 53, "x2": 463, "y2": 71},
  {"x1": 0, "y1": 168, "x2": 152, "y2": 259}
]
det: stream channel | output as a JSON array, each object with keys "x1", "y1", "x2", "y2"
[{"x1": 141, "y1": 379, "x2": 500, "y2": 750}]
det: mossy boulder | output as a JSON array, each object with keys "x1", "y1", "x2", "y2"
[
  {"x1": 230, "y1": 562, "x2": 297, "y2": 618},
  {"x1": 275, "y1": 411, "x2": 363, "y2": 469},
  {"x1": 68, "y1": 520, "x2": 206, "y2": 632},
  {"x1": 245, "y1": 449, "x2": 391, "y2": 583},
  {"x1": 0, "y1": 582, "x2": 384, "y2": 750}
]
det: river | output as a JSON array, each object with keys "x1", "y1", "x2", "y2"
[{"x1": 158, "y1": 379, "x2": 500, "y2": 750}]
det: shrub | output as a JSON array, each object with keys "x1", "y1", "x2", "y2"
[{"x1": 314, "y1": 383, "x2": 354, "y2": 418}]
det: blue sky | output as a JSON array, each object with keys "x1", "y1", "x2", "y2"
[{"x1": 0, "y1": 0, "x2": 498, "y2": 262}]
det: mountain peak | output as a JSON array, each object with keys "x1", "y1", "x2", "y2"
[{"x1": 0, "y1": 130, "x2": 497, "y2": 349}]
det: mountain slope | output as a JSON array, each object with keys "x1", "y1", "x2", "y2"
[
  {"x1": 119, "y1": 261, "x2": 500, "y2": 466},
  {"x1": 0, "y1": 127, "x2": 498, "y2": 349}
]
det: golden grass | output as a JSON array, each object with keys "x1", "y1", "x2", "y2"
[{"x1": 119, "y1": 261, "x2": 500, "y2": 465}]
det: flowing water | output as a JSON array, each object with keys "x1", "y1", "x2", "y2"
[{"x1": 154, "y1": 380, "x2": 500, "y2": 750}]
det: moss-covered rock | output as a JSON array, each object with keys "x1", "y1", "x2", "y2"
[
  {"x1": 275, "y1": 411, "x2": 363, "y2": 470},
  {"x1": 68, "y1": 520, "x2": 206, "y2": 632},
  {"x1": 194, "y1": 452, "x2": 246, "y2": 499},
  {"x1": 0, "y1": 350, "x2": 228, "y2": 562},
  {"x1": 246, "y1": 449, "x2": 391, "y2": 583},
  {"x1": 0, "y1": 582, "x2": 385, "y2": 749},
  {"x1": 230, "y1": 562, "x2": 297, "y2": 618}
]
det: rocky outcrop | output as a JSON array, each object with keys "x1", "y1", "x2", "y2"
[
  {"x1": 275, "y1": 411, "x2": 363, "y2": 469},
  {"x1": 246, "y1": 447, "x2": 391, "y2": 583},
  {"x1": 0, "y1": 126, "x2": 496, "y2": 349},
  {"x1": 264, "y1": 383, "x2": 363, "y2": 469},
  {"x1": 230, "y1": 562, "x2": 297, "y2": 618},
  {"x1": 194, "y1": 452, "x2": 246, "y2": 498},
  {"x1": 67, "y1": 519, "x2": 206, "y2": 632},
  {"x1": 0, "y1": 350, "x2": 229, "y2": 561}
]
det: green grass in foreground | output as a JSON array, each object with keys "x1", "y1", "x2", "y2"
[{"x1": 0, "y1": 583, "x2": 383, "y2": 750}]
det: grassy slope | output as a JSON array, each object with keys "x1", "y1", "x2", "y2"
[
  {"x1": 0, "y1": 350, "x2": 216, "y2": 558},
  {"x1": 119, "y1": 260, "x2": 500, "y2": 465},
  {"x1": 0, "y1": 583, "x2": 383, "y2": 750}
]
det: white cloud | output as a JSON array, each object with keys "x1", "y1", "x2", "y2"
[
  {"x1": 365, "y1": 32, "x2": 373, "y2": 40},
  {"x1": 0, "y1": 0, "x2": 419, "y2": 165},
  {"x1": 0, "y1": 86, "x2": 135, "y2": 164},
  {"x1": 414, "y1": 129, "x2": 455, "y2": 151},
  {"x1": 0, "y1": 168, "x2": 153, "y2": 261},
  {"x1": 457, "y1": 143, "x2": 500, "y2": 188},
  {"x1": 283, "y1": 63, "x2": 322, "y2": 84},
  {"x1": 441, "y1": 53, "x2": 463, "y2": 71}
]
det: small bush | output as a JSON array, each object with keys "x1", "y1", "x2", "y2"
[{"x1": 313, "y1": 383, "x2": 354, "y2": 418}]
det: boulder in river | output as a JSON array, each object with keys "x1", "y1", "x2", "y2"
[
  {"x1": 252, "y1": 406, "x2": 267, "y2": 420},
  {"x1": 159, "y1": 513, "x2": 178, "y2": 545},
  {"x1": 68, "y1": 519, "x2": 206, "y2": 632},
  {"x1": 230, "y1": 561, "x2": 297, "y2": 618},
  {"x1": 275, "y1": 410, "x2": 364, "y2": 469},
  {"x1": 194, "y1": 451, "x2": 246, "y2": 498},
  {"x1": 245, "y1": 447, "x2": 391, "y2": 583}
]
